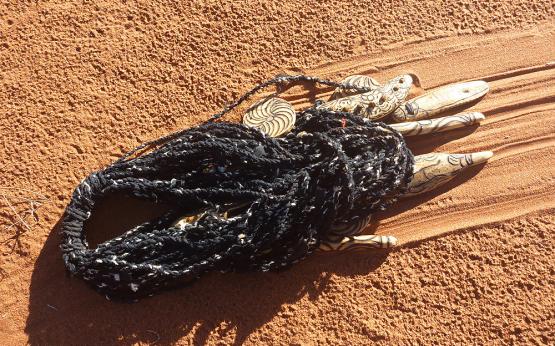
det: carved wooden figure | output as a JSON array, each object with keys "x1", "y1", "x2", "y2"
[
  {"x1": 317, "y1": 74, "x2": 413, "y2": 120},
  {"x1": 184, "y1": 73, "x2": 493, "y2": 252}
]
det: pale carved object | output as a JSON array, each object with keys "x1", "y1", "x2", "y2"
[
  {"x1": 389, "y1": 112, "x2": 485, "y2": 136},
  {"x1": 391, "y1": 80, "x2": 489, "y2": 122},
  {"x1": 243, "y1": 96, "x2": 296, "y2": 137},
  {"x1": 329, "y1": 74, "x2": 381, "y2": 99},
  {"x1": 319, "y1": 234, "x2": 398, "y2": 251},
  {"x1": 405, "y1": 151, "x2": 493, "y2": 197},
  {"x1": 234, "y1": 73, "x2": 493, "y2": 251},
  {"x1": 316, "y1": 74, "x2": 413, "y2": 120}
]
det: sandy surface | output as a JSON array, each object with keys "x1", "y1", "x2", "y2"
[{"x1": 1, "y1": 1, "x2": 554, "y2": 345}]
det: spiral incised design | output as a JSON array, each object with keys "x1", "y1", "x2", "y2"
[{"x1": 243, "y1": 97, "x2": 296, "y2": 137}]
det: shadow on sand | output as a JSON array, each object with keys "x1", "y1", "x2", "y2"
[
  {"x1": 24, "y1": 113, "x2": 487, "y2": 345},
  {"x1": 24, "y1": 195, "x2": 390, "y2": 345}
]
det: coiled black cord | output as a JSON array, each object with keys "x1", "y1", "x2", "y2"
[{"x1": 60, "y1": 75, "x2": 414, "y2": 300}]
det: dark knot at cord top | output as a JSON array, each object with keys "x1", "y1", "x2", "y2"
[{"x1": 60, "y1": 75, "x2": 414, "y2": 300}]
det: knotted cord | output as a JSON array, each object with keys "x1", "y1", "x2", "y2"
[{"x1": 60, "y1": 75, "x2": 414, "y2": 300}]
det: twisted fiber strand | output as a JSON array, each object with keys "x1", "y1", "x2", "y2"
[
  {"x1": 60, "y1": 76, "x2": 414, "y2": 300},
  {"x1": 116, "y1": 75, "x2": 369, "y2": 163}
]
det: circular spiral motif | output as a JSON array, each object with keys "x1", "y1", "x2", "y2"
[{"x1": 243, "y1": 97, "x2": 296, "y2": 137}]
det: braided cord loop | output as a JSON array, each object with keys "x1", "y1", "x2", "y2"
[{"x1": 60, "y1": 76, "x2": 414, "y2": 299}]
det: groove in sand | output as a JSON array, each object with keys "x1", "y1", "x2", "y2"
[{"x1": 279, "y1": 26, "x2": 555, "y2": 244}]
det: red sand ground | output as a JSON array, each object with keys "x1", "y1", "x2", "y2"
[{"x1": 1, "y1": 1, "x2": 554, "y2": 345}]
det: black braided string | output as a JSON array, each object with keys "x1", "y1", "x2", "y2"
[{"x1": 60, "y1": 75, "x2": 414, "y2": 300}]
